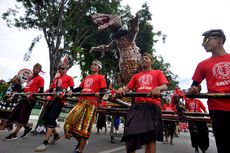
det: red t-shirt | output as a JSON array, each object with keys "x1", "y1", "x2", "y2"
[
  {"x1": 192, "y1": 54, "x2": 230, "y2": 111},
  {"x1": 162, "y1": 103, "x2": 175, "y2": 111},
  {"x1": 127, "y1": 69, "x2": 169, "y2": 106},
  {"x1": 51, "y1": 74, "x2": 74, "y2": 90},
  {"x1": 79, "y1": 74, "x2": 107, "y2": 102},
  {"x1": 185, "y1": 98, "x2": 206, "y2": 112},
  {"x1": 24, "y1": 75, "x2": 44, "y2": 93}
]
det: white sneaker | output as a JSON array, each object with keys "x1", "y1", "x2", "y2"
[
  {"x1": 115, "y1": 130, "x2": 119, "y2": 134},
  {"x1": 34, "y1": 144, "x2": 47, "y2": 152},
  {"x1": 36, "y1": 126, "x2": 42, "y2": 133}
]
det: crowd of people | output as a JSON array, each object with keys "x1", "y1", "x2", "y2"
[{"x1": 0, "y1": 29, "x2": 229, "y2": 153}]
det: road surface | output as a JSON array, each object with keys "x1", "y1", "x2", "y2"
[{"x1": 0, "y1": 117, "x2": 217, "y2": 153}]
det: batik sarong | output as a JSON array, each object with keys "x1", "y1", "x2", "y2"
[{"x1": 64, "y1": 99, "x2": 97, "y2": 139}]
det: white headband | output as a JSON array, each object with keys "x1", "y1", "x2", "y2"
[{"x1": 92, "y1": 60, "x2": 102, "y2": 69}]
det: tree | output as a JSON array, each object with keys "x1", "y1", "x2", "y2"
[
  {"x1": 2, "y1": 0, "x2": 123, "y2": 82},
  {"x1": 0, "y1": 80, "x2": 9, "y2": 100},
  {"x1": 2, "y1": 0, "x2": 178, "y2": 89},
  {"x1": 87, "y1": 2, "x2": 178, "y2": 89},
  {"x1": 137, "y1": 3, "x2": 178, "y2": 90}
]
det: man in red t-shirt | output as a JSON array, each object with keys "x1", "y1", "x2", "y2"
[
  {"x1": 188, "y1": 29, "x2": 230, "y2": 153},
  {"x1": 64, "y1": 59, "x2": 107, "y2": 153},
  {"x1": 185, "y1": 98, "x2": 207, "y2": 113},
  {"x1": 185, "y1": 98, "x2": 209, "y2": 153},
  {"x1": 117, "y1": 52, "x2": 168, "y2": 153},
  {"x1": 4, "y1": 63, "x2": 44, "y2": 141},
  {"x1": 34, "y1": 62, "x2": 74, "y2": 152},
  {"x1": 161, "y1": 101, "x2": 176, "y2": 145}
]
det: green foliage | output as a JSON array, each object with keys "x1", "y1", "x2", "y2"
[
  {"x1": 137, "y1": 22, "x2": 154, "y2": 54},
  {"x1": 0, "y1": 84, "x2": 9, "y2": 100},
  {"x1": 152, "y1": 55, "x2": 179, "y2": 90},
  {"x1": 2, "y1": 0, "x2": 178, "y2": 89},
  {"x1": 0, "y1": 84, "x2": 9, "y2": 93}
]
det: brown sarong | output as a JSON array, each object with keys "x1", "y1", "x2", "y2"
[
  {"x1": 64, "y1": 99, "x2": 97, "y2": 139},
  {"x1": 7, "y1": 97, "x2": 35, "y2": 125}
]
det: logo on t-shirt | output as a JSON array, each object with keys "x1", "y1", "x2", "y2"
[
  {"x1": 139, "y1": 74, "x2": 153, "y2": 86},
  {"x1": 84, "y1": 78, "x2": 94, "y2": 88},
  {"x1": 212, "y1": 62, "x2": 230, "y2": 79},
  {"x1": 189, "y1": 102, "x2": 195, "y2": 110}
]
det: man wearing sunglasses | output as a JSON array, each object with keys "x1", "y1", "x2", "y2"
[
  {"x1": 188, "y1": 29, "x2": 230, "y2": 153},
  {"x1": 34, "y1": 62, "x2": 74, "y2": 152}
]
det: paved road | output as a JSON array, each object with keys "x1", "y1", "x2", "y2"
[{"x1": 0, "y1": 117, "x2": 218, "y2": 153}]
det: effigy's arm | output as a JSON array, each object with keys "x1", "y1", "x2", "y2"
[
  {"x1": 89, "y1": 40, "x2": 117, "y2": 56},
  {"x1": 129, "y1": 14, "x2": 139, "y2": 41}
]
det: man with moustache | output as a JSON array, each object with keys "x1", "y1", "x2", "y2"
[{"x1": 117, "y1": 52, "x2": 169, "y2": 153}]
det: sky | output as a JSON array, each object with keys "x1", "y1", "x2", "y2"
[
  {"x1": 1, "y1": 0, "x2": 230, "y2": 92},
  {"x1": 0, "y1": 0, "x2": 81, "y2": 88},
  {"x1": 122, "y1": 0, "x2": 230, "y2": 90}
]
